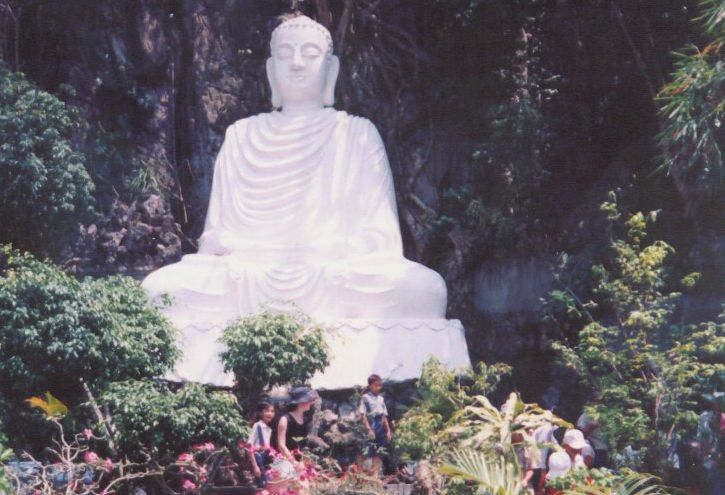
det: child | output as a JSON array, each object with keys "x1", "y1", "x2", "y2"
[
  {"x1": 248, "y1": 401, "x2": 275, "y2": 487},
  {"x1": 359, "y1": 374, "x2": 392, "y2": 476}
]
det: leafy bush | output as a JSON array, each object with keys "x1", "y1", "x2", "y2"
[
  {"x1": 99, "y1": 380, "x2": 249, "y2": 459},
  {"x1": 546, "y1": 196, "x2": 725, "y2": 472},
  {"x1": 658, "y1": 0, "x2": 724, "y2": 201},
  {"x1": 0, "y1": 246, "x2": 179, "y2": 404},
  {"x1": 220, "y1": 309, "x2": 329, "y2": 406},
  {"x1": 0, "y1": 62, "x2": 95, "y2": 255},
  {"x1": 394, "y1": 358, "x2": 512, "y2": 462}
]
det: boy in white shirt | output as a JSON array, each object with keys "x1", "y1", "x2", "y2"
[{"x1": 359, "y1": 374, "x2": 392, "y2": 476}]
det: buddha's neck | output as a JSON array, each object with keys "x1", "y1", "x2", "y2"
[{"x1": 280, "y1": 100, "x2": 326, "y2": 116}]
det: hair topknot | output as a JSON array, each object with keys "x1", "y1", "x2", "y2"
[{"x1": 270, "y1": 15, "x2": 334, "y2": 56}]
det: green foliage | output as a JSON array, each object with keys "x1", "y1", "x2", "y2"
[
  {"x1": 0, "y1": 246, "x2": 179, "y2": 404},
  {"x1": 440, "y1": 449, "x2": 527, "y2": 495},
  {"x1": 658, "y1": 0, "x2": 724, "y2": 198},
  {"x1": 394, "y1": 358, "x2": 512, "y2": 462},
  {"x1": 446, "y1": 392, "x2": 569, "y2": 467},
  {"x1": 0, "y1": 443, "x2": 12, "y2": 495},
  {"x1": 547, "y1": 467, "x2": 621, "y2": 492},
  {"x1": 559, "y1": 471, "x2": 670, "y2": 495},
  {"x1": 220, "y1": 309, "x2": 329, "y2": 403},
  {"x1": 0, "y1": 62, "x2": 95, "y2": 255},
  {"x1": 546, "y1": 196, "x2": 725, "y2": 472},
  {"x1": 395, "y1": 411, "x2": 446, "y2": 463},
  {"x1": 99, "y1": 379, "x2": 249, "y2": 459}
]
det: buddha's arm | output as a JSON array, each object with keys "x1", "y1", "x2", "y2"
[
  {"x1": 348, "y1": 122, "x2": 404, "y2": 257},
  {"x1": 198, "y1": 125, "x2": 235, "y2": 255}
]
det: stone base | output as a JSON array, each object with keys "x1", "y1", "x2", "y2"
[
  {"x1": 311, "y1": 319, "x2": 471, "y2": 389},
  {"x1": 163, "y1": 318, "x2": 471, "y2": 390}
]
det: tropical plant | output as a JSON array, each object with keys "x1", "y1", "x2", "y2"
[
  {"x1": 440, "y1": 449, "x2": 527, "y2": 495},
  {"x1": 658, "y1": 0, "x2": 724, "y2": 204},
  {"x1": 545, "y1": 195, "x2": 725, "y2": 472},
  {"x1": 445, "y1": 392, "x2": 569, "y2": 467},
  {"x1": 394, "y1": 358, "x2": 512, "y2": 462},
  {"x1": 0, "y1": 62, "x2": 95, "y2": 256},
  {"x1": 98, "y1": 380, "x2": 249, "y2": 460},
  {"x1": 220, "y1": 309, "x2": 329, "y2": 409}
]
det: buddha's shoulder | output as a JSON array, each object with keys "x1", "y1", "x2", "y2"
[
  {"x1": 335, "y1": 111, "x2": 383, "y2": 141},
  {"x1": 335, "y1": 110, "x2": 377, "y2": 127}
]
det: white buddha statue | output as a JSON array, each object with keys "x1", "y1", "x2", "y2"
[{"x1": 142, "y1": 15, "x2": 470, "y2": 389}]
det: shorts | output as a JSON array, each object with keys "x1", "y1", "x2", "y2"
[{"x1": 365, "y1": 415, "x2": 388, "y2": 458}]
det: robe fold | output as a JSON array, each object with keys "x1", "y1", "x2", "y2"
[{"x1": 142, "y1": 108, "x2": 447, "y2": 323}]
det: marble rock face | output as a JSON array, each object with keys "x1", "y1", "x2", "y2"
[{"x1": 141, "y1": 15, "x2": 470, "y2": 389}]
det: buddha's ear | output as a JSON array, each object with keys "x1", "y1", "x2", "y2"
[
  {"x1": 322, "y1": 55, "x2": 340, "y2": 107},
  {"x1": 266, "y1": 58, "x2": 282, "y2": 109}
]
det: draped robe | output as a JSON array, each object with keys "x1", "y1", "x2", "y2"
[{"x1": 142, "y1": 108, "x2": 447, "y2": 324}]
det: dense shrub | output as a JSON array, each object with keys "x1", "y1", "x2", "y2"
[
  {"x1": 99, "y1": 380, "x2": 249, "y2": 459},
  {"x1": 0, "y1": 246, "x2": 179, "y2": 404},
  {"x1": 546, "y1": 196, "x2": 725, "y2": 473},
  {"x1": 220, "y1": 309, "x2": 329, "y2": 407},
  {"x1": 394, "y1": 358, "x2": 512, "y2": 462},
  {"x1": 0, "y1": 62, "x2": 95, "y2": 255}
]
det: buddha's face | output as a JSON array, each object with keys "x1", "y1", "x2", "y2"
[{"x1": 267, "y1": 19, "x2": 339, "y2": 108}]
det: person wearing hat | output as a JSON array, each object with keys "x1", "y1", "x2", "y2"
[
  {"x1": 577, "y1": 409, "x2": 609, "y2": 467},
  {"x1": 541, "y1": 451, "x2": 572, "y2": 495},
  {"x1": 562, "y1": 429, "x2": 588, "y2": 469},
  {"x1": 271, "y1": 386, "x2": 319, "y2": 470}
]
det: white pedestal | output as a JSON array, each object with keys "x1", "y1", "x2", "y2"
[{"x1": 163, "y1": 318, "x2": 471, "y2": 390}]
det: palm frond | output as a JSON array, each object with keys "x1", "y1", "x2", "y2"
[{"x1": 440, "y1": 449, "x2": 526, "y2": 495}]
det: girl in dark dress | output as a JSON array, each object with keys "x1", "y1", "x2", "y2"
[{"x1": 271, "y1": 387, "x2": 318, "y2": 471}]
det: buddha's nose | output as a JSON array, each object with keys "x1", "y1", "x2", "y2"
[{"x1": 291, "y1": 51, "x2": 304, "y2": 69}]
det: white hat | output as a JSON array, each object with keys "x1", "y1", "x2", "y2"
[
  {"x1": 547, "y1": 451, "x2": 571, "y2": 479},
  {"x1": 563, "y1": 429, "x2": 588, "y2": 450}
]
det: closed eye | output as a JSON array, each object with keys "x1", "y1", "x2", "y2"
[
  {"x1": 301, "y1": 44, "x2": 322, "y2": 59},
  {"x1": 275, "y1": 44, "x2": 294, "y2": 59}
]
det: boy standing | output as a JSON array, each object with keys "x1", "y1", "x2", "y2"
[{"x1": 359, "y1": 374, "x2": 392, "y2": 476}]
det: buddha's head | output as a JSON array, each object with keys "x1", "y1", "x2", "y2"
[{"x1": 267, "y1": 15, "x2": 340, "y2": 110}]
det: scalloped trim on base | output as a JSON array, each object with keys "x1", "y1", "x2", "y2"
[{"x1": 162, "y1": 318, "x2": 471, "y2": 390}]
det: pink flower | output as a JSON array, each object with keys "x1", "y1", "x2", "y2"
[
  {"x1": 177, "y1": 452, "x2": 194, "y2": 463},
  {"x1": 300, "y1": 466, "x2": 319, "y2": 481},
  {"x1": 83, "y1": 451, "x2": 99, "y2": 464},
  {"x1": 104, "y1": 458, "x2": 114, "y2": 471},
  {"x1": 181, "y1": 479, "x2": 197, "y2": 492},
  {"x1": 83, "y1": 428, "x2": 93, "y2": 439},
  {"x1": 258, "y1": 491, "x2": 270, "y2": 495}
]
